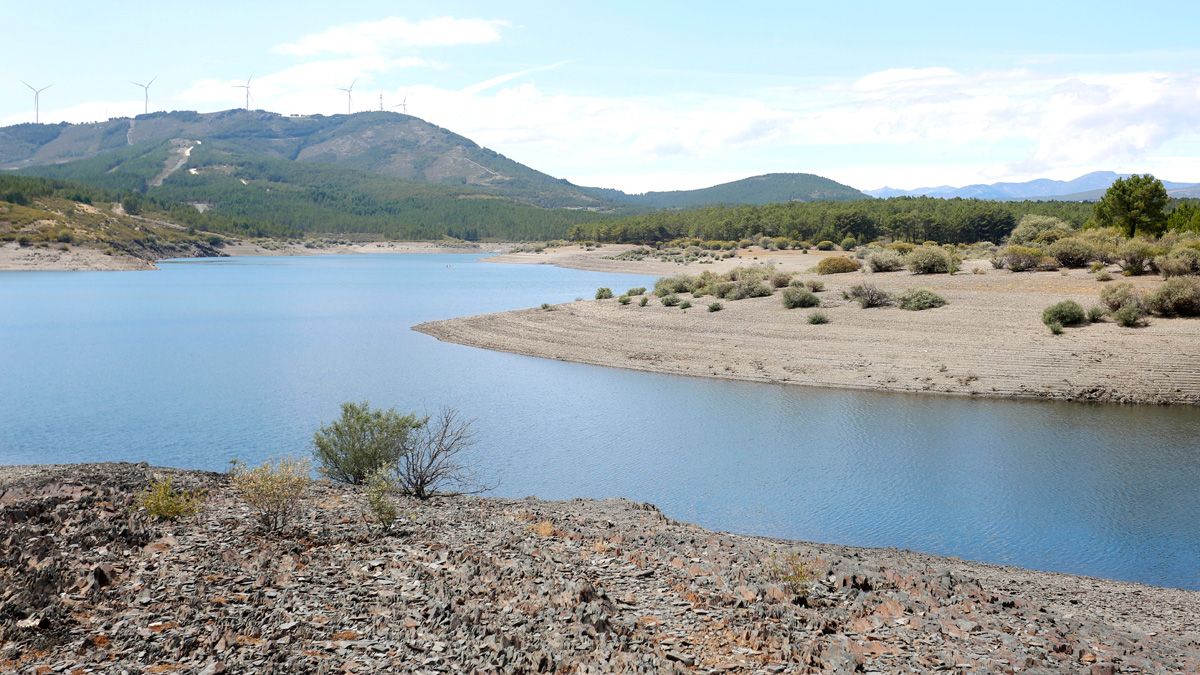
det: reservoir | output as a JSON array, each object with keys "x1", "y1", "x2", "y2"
[{"x1": 2, "y1": 253, "x2": 1198, "y2": 588}]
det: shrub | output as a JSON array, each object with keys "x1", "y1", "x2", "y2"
[
  {"x1": 846, "y1": 283, "x2": 892, "y2": 308},
  {"x1": 769, "y1": 271, "x2": 792, "y2": 288},
  {"x1": 816, "y1": 240, "x2": 836, "y2": 251},
  {"x1": 999, "y1": 245, "x2": 1042, "y2": 272},
  {"x1": 804, "y1": 279, "x2": 825, "y2": 292},
  {"x1": 1099, "y1": 282, "x2": 1142, "y2": 312},
  {"x1": 618, "y1": 295, "x2": 631, "y2": 305},
  {"x1": 1041, "y1": 300, "x2": 1087, "y2": 327},
  {"x1": 1095, "y1": 269, "x2": 1113, "y2": 282},
  {"x1": 313, "y1": 402, "x2": 423, "y2": 485},
  {"x1": 388, "y1": 408, "x2": 477, "y2": 500},
  {"x1": 721, "y1": 280, "x2": 773, "y2": 300},
  {"x1": 655, "y1": 275, "x2": 698, "y2": 296},
  {"x1": 1010, "y1": 215, "x2": 1073, "y2": 245},
  {"x1": 540, "y1": 303, "x2": 553, "y2": 310},
  {"x1": 840, "y1": 236, "x2": 857, "y2": 251},
  {"x1": 765, "y1": 552, "x2": 813, "y2": 595},
  {"x1": 898, "y1": 288, "x2": 946, "y2": 311},
  {"x1": 1111, "y1": 303, "x2": 1144, "y2": 327},
  {"x1": 1087, "y1": 305, "x2": 1107, "y2": 323},
  {"x1": 625, "y1": 287, "x2": 646, "y2": 296},
  {"x1": 138, "y1": 477, "x2": 205, "y2": 520},
  {"x1": 781, "y1": 286, "x2": 820, "y2": 309},
  {"x1": 638, "y1": 296, "x2": 649, "y2": 307},
  {"x1": 866, "y1": 249, "x2": 904, "y2": 272},
  {"x1": 816, "y1": 256, "x2": 861, "y2": 275},
  {"x1": 56, "y1": 231, "x2": 74, "y2": 244},
  {"x1": 1154, "y1": 247, "x2": 1200, "y2": 278},
  {"x1": 708, "y1": 302, "x2": 723, "y2": 312},
  {"x1": 679, "y1": 300, "x2": 692, "y2": 310},
  {"x1": 807, "y1": 311, "x2": 829, "y2": 324},
  {"x1": 1047, "y1": 237, "x2": 1097, "y2": 268},
  {"x1": 1117, "y1": 238, "x2": 1159, "y2": 275},
  {"x1": 906, "y1": 247, "x2": 952, "y2": 274},
  {"x1": 229, "y1": 457, "x2": 312, "y2": 532},
  {"x1": 1146, "y1": 276, "x2": 1200, "y2": 316},
  {"x1": 365, "y1": 468, "x2": 399, "y2": 530},
  {"x1": 595, "y1": 287, "x2": 614, "y2": 300},
  {"x1": 887, "y1": 241, "x2": 916, "y2": 255},
  {"x1": 661, "y1": 294, "x2": 680, "y2": 307},
  {"x1": 1048, "y1": 320, "x2": 1064, "y2": 335}
]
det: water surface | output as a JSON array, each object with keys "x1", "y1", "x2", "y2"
[{"x1": 2, "y1": 254, "x2": 1198, "y2": 589}]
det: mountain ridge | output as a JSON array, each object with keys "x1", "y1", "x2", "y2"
[{"x1": 868, "y1": 171, "x2": 1200, "y2": 201}]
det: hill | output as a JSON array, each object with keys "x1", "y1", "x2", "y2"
[
  {"x1": 868, "y1": 171, "x2": 1200, "y2": 201},
  {"x1": 603, "y1": 173, "x2": 867, "y2": 208}
]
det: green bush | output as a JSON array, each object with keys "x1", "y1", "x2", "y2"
[
  {"x1": 661, "y1": 294, "x2": 680, "y2": 307},
  {"x1": 1041, "y1": 300, "x2": 1087, "y2": 327},
  {"x1": 906, "y1": 246, "x2": 952, "y2": 274},
  {"x1": 898, "y1": 288, "x2": 946, "y2": 311},
  {"x1": 816, "y1": 240, "x2": 836, "y2": 251},
  {"x1": 1048, "y1": 320, "x2": 1064, "y2": 335},
  {"x1": 708, "y1": 302, "x2": 723, "y2": 312},
  {"x1": 807, "y1": 311, "x2": 829, "y2": 324},
  {"x1": 804, "y1": 279, "x2": 825, "y2": 292},
  {"x1": 313, "y1": 402, "x2": 423, "y2": 485},
  {"x1": 639, "y1": 296, "x2": 649, "y2": 307},
  {"x1": 888, "y1": 241, "x2": 916, "y2": 254},
  {"x1": 781, "y1": 286, "x2": 820, "y2": 309},
  {"x1": 816, "y1": 256, "x2": 861, "y2": 275},
  {"x1": 365, "y1": 468, "x2": 399, "y2": 530},
  {"x1": 595, "y1": 287, "x2": 614, "y2": 300},
  {"x1": 866, "y1": 249, "x2": 904, "y2": 272},
  {"x1": 1154, "y1": 247, "x2": 1200, "y2": 278},
  {"x1": 1047, "y1": 237, "x2": 1097, "y2": 268},
  {"x1": 1111, "y1": 303, "x2": 1144, "y2": 327},
  {"x1": 1146, "y1": 276, "x2": 1200, "y2": 316},
  {"x1": 1087, "y1": 305, "x2": 1107, "y2": 323},
  {"x1": 1095, "y1": 269, "x2": 1113, "y2": 282},
  {"x1": 846, "y1": 283, "x2": 892, "y2": 308},
  {"x1": 1010, "y1": 215, "x2": 1073, "y2": 245},
  {"x1": 1117, "y1": 238, "x2": 1159, "y2": 275},
  {"x1": 655, "y1": 275, "x2": 699, "y2": 296},
  {"x1": 618, "y1": 295, "x2": 631, "y2": 305},
  {"x1": 138, "y1": 477, "x2": 205, "y2": 520},
  {"x1": 679, "y1": 300, "x2": 692, "y2": 310},
  {"x1": 720, "y1": 279, "x2": 773, "y2": 300},
  {"x1": 840, "y1": 236, "x2": 857, "y2": 251},
  {"x1": 1000, "y1": 245, "x2": 1042, "y2": 272},
  {"x1": 1099, "y1": 282, "x2": 1142, "y2": 312},
  {"x1": 540, "y1": 302, "x2": 553, "y2": 310},
  {"x1": 625, "y1": 287, "x2": 646, "y2": 296}
]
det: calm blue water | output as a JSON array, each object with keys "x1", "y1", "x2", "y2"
[{"x1": 3, "y1": 254, "x2": 1199, "y2": 589}]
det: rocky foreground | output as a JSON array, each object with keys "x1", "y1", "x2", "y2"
[{"x1": 2, "y1": 464, "x2": 1197, "y2": 673}]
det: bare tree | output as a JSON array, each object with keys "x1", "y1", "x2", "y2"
[{"x1": 393, "y1": 408, "x2": 478, "y2": 499}]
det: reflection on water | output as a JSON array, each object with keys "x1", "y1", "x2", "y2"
[{"x1": 2, "y1": 254, "x2": 1198, "y2": 588}]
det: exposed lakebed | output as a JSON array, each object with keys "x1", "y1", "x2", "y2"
[{"x1": 2, "y1": 253, "x2": 1198, "y2": 588}]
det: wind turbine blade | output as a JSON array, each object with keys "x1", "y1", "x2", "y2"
[
  {"x1": 22, "y1": 81, "x2": 35, "y2": 92},
  {"x1": 148, "y1": 75, "x2": 158, "y2": 87}
]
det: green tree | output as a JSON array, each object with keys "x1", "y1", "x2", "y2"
[
  {"x1": 312, "y1": 402, "x2": 424, "y2": 485},
  {"x1": 1094, "y1": 174, "x2": 1169, "y2": 238}
]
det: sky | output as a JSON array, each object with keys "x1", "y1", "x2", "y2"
[{"x1": 4, "y1": 0, "x2": 1200, "y2": 193}]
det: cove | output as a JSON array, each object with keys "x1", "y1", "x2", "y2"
[{"x1": 2, "y1": 253, "x2": 1198, "y2": 589}]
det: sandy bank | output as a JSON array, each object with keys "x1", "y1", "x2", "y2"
[
  {"x1": 0, "y1": 242, "x2": 153, "y2": 272},
  {"x1": 2, "y1": 463, "x2": 1196, "y2": 672},
  {"x1": 418, "y1": 258, "x2": 1200, "y2": 406}
]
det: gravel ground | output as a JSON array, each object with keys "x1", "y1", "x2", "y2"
[{"x1": 2, "y1": 463, "x2": 1198, "y2": 673}]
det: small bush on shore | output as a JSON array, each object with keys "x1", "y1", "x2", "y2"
[
  {"x1": 540, "y1": 303, "x2": 554, "y2": 311},
  {"x1": 655, "y1": 275, "x2": 698, "y2": 297},
  {"x1": 816, "y1": 256, "x2": 861, "y2": 275},
  {"x1": 708, "y1": 302, "x2": 723, "y2": 312},
  {"x1": 365, "y1": 468, "x2": 399, "y2": 530},
  {"x1": 846, "y1": 283, "x2": 892, "y2": 308},
  {"x1": 906, "y1": 246, "x2": 952, "y2": 274},
  {"x1": 1042, "y1": 300, "x2": 1087, "y2": 327},
  {"x1": 782, "y1": 286, "x2": 820, "y2": 309},
  {"x1": 625, "y1": 287, "x2": 646, "y2": 296},
  {"x1": 313, "y1": 402, "x2": 423, "y2": 485},
  {"x1": 661, "y1": 294, "x2": 680, "y2": 307},
  {"x1": 388, "y1": 408, "x2": 478, "y2": 500},
  {"x1": 1099, "y1": 283, "x2": 1143, "y2": 312},
  {"x1": 720, "y1": 279, "x2": 773, "y2": 300},
  {"x1": 230, "y1": 457, "x2": 312, "y2": 533},
  {"x1": 898, "y1": 288, "x2": 946, "y2": 311},
  {"x1": 1146, "y1": 276, "x2": 1200, "y2": 316},
  {"x1": 595, "y1": 287, "x2": 614, "y2": 300},
  {"x1": 138, "y1": 477, "x2": 205, "y2": 520},
  {"x1": 807, "y1": 311, "x2": 829, "y2": 324},
  {"x1": 639, "y1": 296, "x2": 649, "y2": 307},
  {"x1": 765, "y1": 552, "x2": 813, "y2": 595},
  {"x1": 679, "y1": 300, "x2": 692, "y2": 310},
  {"x1": 866, "y1": 249, "x2": 905, "y2": 272},
  {"x1": 618, "y1": 295, "x2": 631, "y2": 305}
]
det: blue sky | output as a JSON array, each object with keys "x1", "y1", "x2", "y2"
[{"x1": 5, "y1": 1, "x2": 1200, "y2": 192}]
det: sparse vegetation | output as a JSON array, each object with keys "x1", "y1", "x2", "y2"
[
  {"x1": 386, "y1": 408, "x2": 478, "y2": 500},
  {"x1": 898, "y1": 288, "x2": 946, "y2": 311},
  {"x1": 804, "y1": 279, "x2": 825, "y2": 292},
  {"x1": 1087, "y1": 306, "x2": 1107, "y2": 323},
  {"x1": 1099, "y1": 283, "x2": 1143, "y2": 312},
  {"x1": 1111, "y1": 303, "x2": 1144, "y2": 327},
  {"x1": 639, "y1": 296, "x2": 649, "y2": 307},
  {"x1": 1146, "y1": 276, "x2": 1200, "y2": 316},
  {"x1": 807, "y1": 311, "x2": 829, "y2": 324},
  {"x1": 661, "y1": 294, "x2": 680, "y2": 307},
  {"x1": 906, "y1": 246, "x2": 953, "y2": 274},
  {"x1": 816, "y1": 240, "x2": 836, "y2": 251},
  {"x1": 1048, "y1": 320, "x2": 1064, "y2": 335},
  {"x1": 846, "y1": 283, "x2": 892, "y2": 308},
  {"x1": 865, "y1": 249, "x2": 904, "y2": 272},
  {"x1": 365, "y1": 468, "x2": 399, "y2": 530},
  {"x1": 625, "y1": 287, "x2": 646, "y2": 296},
  {"x1": 997, "y1": 245, "x2": 1042, "y2": 272},
  {"x1": 618, "y1": 295, "x2": 631, "y2": 305},
  {"x1": 781, "y1": 286, "x2": 820, "y2": 309},
  {"x1": 1047, "y1": 237, "x2": 1098, "y2": 268},
  {"x1": 679, "y1": 300, "x2": 692, "y2": 310},
  {"x1": 765, "y1": 552, "x2": 813, "y2": 596},
  {"x1": 137, "y1": 477, "x2": 205, "y2": 521},
  {"x1": 229, "y1": 457, "x2": 312, "y2": 533},
  {"x1": 595, "y1": 287, "x2": 614, "y2": 300},
  {"x1": 708, "y1": 302, "x2": 723, "y2": 312}
]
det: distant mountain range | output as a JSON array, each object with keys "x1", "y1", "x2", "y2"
[{"x1": 867, "y1": 171, "x2": 1200, "y2": 201}]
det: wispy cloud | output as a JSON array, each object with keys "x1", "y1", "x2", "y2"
[
  {"x1": 461, "y1": 61, "x2": 570, "y2": 95},
  {"x1": 274, "y1": 17, "x2": 508, "y2": 57}
]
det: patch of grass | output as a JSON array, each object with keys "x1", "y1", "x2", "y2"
[
  {"x1": 625, "y1": 286, "x2": 646, "y2": 296},
  {"x1": 807, "y1": 311, "x2": 829, "y2": 324},
  {"x1": 898, "y1": 288, "x2": 946, "y2": 311},
  {"x1": 708, "y1": 302, "x2": 723, "y2": 312}
]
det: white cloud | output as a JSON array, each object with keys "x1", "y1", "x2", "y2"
[{"x1": 275, "y1": 17, "x2": 507, "y2": 57}]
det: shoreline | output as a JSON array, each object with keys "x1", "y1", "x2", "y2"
[
  {"x1": 420, "y1": 246, "x2": 1200, "y2": 407},
  {"x1": 2, "y1": 463, "x2": 1197, "y2": 672}
]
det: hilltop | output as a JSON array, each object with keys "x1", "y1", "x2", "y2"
[{"x1": 869, "y1": 171, "x2": 1200, "y2": 201}]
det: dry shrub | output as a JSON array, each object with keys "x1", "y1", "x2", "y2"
[
  {"x1": 866, "y1": 249, "x2": 904, "y2": 272},
  {"x1": 138, "y1": 477, "x2": 205, "y2": 521},
  {"x1": 230, "y1": 457, "x2": 312, "y2": 533},
  {"x1": 1099, "y1": 282, "x2": 1143, "y2": 312},
  {"x1": 816, "y1": 256, "x2": 861, "y2": 275},
  {"x1": 781, "y1": 286, "x2": 820, "y2": 309},
  {"x1": 1146, "y1": 276, "x2": 1200, "y2": 317},
  {"x1": 906, "y1": 246, "x2": 952, "y2": 274},
  {"x1": 846, "y1": 283, "x2": 892, "y2": 308}
]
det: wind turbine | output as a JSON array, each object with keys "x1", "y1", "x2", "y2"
[
  {"x1": 130, "y1": 76, "x2": 157, "y2": 115},
  {"x1": 233, "y1": 75, "x2": 252, "y2": 110},
  {"x1": 22, "y1": 81, "x2": 52, "y2": 124},
  {"x1": 337, "y1": 79, "x2": 356, "y2": 115},
  {"x1": 393, "y1": 94, "x2": 408, "y2": 114}
]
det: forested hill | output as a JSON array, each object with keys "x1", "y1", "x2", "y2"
[{"x1": 608, "y1": 173, "x2": 867, "y2": 208}]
